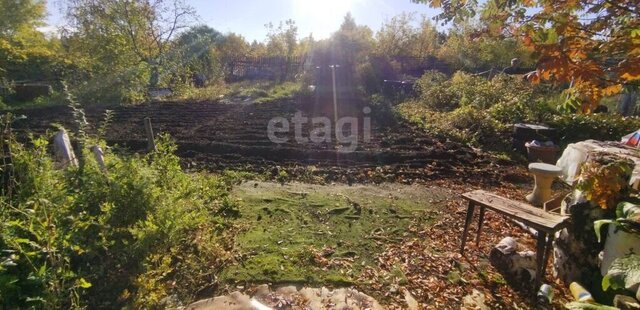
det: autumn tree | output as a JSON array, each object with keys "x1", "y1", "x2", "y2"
[
  {"x1": 0, "y1": 0, "x2": 69, "y2": 89},
  {"x1": 215, "y1": 32, "x2": 249, "y2": 78},
  {"x1": 63, "y1": 0, "x2": 196, "y2": 101},
  {"x1": 297, "y1": 34, "x2": 315, "y2": 59},
  {"x1": 412, "y1": 0, "x2": 640, "y2": 112},
  {"x1": 248, "y1": 40, "x2": 268, "y2": 58},
  {"x1": 265, "y1": 19, "x2": 298, "y2": 58},
  {"x1": 414, "y1": 16, "x2": 443, "y2": 58},
  {"x1": 376, "y1": 12, "x2": 419, "y2": 56},
  {"x1": 375, "y1": 13, "x2": 441, "y2": 58},
  {"x1": 0, "y1": 0, "x2": 46, "y2": 37},
  {"x1": 264, "y1": 19, "x2": 299, "y2": 81},
  {"x1": 312, "y1": 13, "x2": 375, "y2": 97},
  {"x1": 174, "y1": 25, "x2": 225, "y2": 83},
  {"x1": 218, "y1": 33, "x2": 250, "y2": 59},
  {"x1": 438, "y1": 21, "x2": 532, "y2": 72},
  {"x1": 330, "y1": 13, "x2": 374, "y2": 70}
]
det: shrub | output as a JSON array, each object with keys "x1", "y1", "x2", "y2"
[
  {"x1": 448, "y1": 71, "x2": 499, "y2": 109},
  {"x1": 413, "y1": 70, "x2": 456, "y2": 111},
  {"x1": 0, "y1": 129, "x2": 237, "y2": 308},
  {"x1": 73, "y1": 62, "x2": 151, "y2": 105},
  {"x1": 396, "y1": 102, "x2": 510, "y2": 150},
  {"x1": 402, "y1": 70, "x2": 640, "y2": 156},
  {"x1": 549, "y1": 114, "x2": 640, "y2": 146},
  {"x1": 413, "y1": 71, "x2": 546, "y2": 113},
  {"x1": 356, "y1": 61, "x2": 382, "y2": 96},
  {"x1": 447, "y1": 105, "x2": 510, "y2": 147},
  {"x1": 488, "y1": 98, "x2": 556, "y2": 124}
]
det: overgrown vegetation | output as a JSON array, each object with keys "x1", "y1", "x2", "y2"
[
  {"x1": 1, "y1": 0, "x2": 640, "y2": 307},
  {"x1": 0, "y1": 113, "x2": 239, "y2": 308},
  {"x1": 253, "y1": 82, "x2": 304, "y2": 104},
  {"x1": 223, "y1": 80, "x2": 304, "y2": 103},
  {"x1": 170, "y1": 83, "x2": 229, "y2": 103},
  {"x1": 2, "y1": 0, "x2": 637, "y2": 116},
  {"x1": 397, "y1": 71, "x2": 640, "y2": 153},
  {"x1": 413, "y1": 0, "x2": 640, "y2": 112}
]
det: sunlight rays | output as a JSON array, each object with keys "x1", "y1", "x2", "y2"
[{"x1": 291, "y1": 0, "x2": 359, "y2": 38}]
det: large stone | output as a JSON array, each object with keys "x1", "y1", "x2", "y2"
[
  {"x1": 186, "y1": 285, "x2": 384, "y2": 310},
  {"x1": 185, "y1": 291, "x2": 252, "y2": 310},
  {"x1": 403, "y1": 288, "x2": 419, "y2": 310},
  {"x1": 462, "y1": 289, "x2": 489, "y2": 310},
  {"x1": 253, "y1": 284, "x2": 270, "y2": 299},
  {"x1": 274, "y1": 285, "x2": 298, "y2": 296}
]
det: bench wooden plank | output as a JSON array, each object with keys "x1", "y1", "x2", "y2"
[
  {"x1": 460, "y1": 190, "x2": 570, "y2": 294},
  {"x1": 462, "y1": 190, "x2": 569, "y2": 233}
]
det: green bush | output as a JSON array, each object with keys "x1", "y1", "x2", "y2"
[
  {"x1": 448, "y1": 71, "x2": 499, "y2": 109},
  {"x1": 448, "y1": 105, "x2": 509, "y2": 146},
  {"x1": 413, "y1": 70, "x2": 456, "y2": 111},
  {"x1": 403, "y1": 70, "x2": 566, "y2": 152},
  {"x1": 397, "y1": 102, "x2": 510, "y2": 150},
  {"x1": 488, "y1": 97, "x2": 556, "y2": 124},
  {"x1": 0, "y1": 131, "x2": 237, "y2": 308},
  {"x1": 413, "y1": 71, "x2": 547, "y2": 113},
  {"x1": 549, "y1": 114, "x2": 640, "y2": 146},
  {"x1": 72, "y1": 62, "x2": 151, "y2": 105},
  {"x1": 400, "y1": 98, "x2": 640, "y2": 154}
]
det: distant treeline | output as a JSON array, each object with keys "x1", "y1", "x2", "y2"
[{"x1": 0, "y1": 1, "x2": 532, "y2": 105}]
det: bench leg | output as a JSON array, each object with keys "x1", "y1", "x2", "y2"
[
  {"x1": 475, "y1": 206, "x2": 486, "y2": 246},
  {"x1": 542, "y1": 234, "x2": 554, "y2": 280},
  {"x1": 535, "y1": 231, "x2": 548, "y2": 292},
  {"x1": 460, "y1": 201, "x2": 475, "y2": 255}
]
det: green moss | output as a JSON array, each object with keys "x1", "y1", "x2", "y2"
[{"x1": 219, "y1": 181, "x2": 451, "y2": 288}]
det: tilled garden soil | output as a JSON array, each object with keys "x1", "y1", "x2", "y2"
[{"x1": 11, "y1": 99, "x2": 521, "y2": 185}]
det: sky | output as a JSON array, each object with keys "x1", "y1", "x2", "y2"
[{"x1": 45, "y1": 0, "x2": 442, "y2": 41}]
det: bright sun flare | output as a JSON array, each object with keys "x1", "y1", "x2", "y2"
[{"x1": 292, "y1": 0, "x2": 357, "y2": 38}]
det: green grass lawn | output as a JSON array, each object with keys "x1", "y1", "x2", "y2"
[{"x1": 220, "y1": 181, "x2": 452, "y2": 287}]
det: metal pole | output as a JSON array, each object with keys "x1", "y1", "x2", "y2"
[{"x1": 330, "y1": 65, "x2": 339, "y2": 125}]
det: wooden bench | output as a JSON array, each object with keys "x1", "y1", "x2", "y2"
[{"x1": 460, "y1": 190, "x2": 570, "y2": 291}]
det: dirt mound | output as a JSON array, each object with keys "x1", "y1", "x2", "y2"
[{"x1": 11, "y1": 99, "x2": 514, "y2": 184}]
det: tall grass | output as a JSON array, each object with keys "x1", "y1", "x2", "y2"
[{"x1": 0, "y1": 115, "x2": 239, "y2": 308}]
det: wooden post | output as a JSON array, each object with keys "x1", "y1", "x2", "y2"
[
  {"x1": 53, "y1": 129, "x2": 78, "y2": 168},
  {"x1": 144, "y1": 117, "x2": 156, "y2": 152}
]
